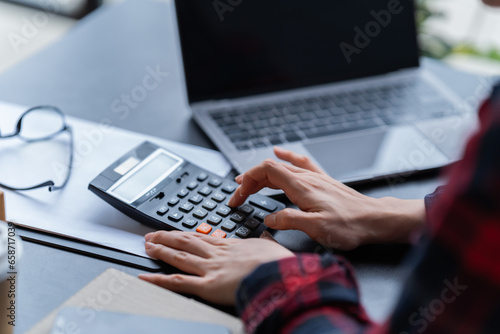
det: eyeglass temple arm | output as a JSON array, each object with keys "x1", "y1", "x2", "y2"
[
  {"x1": 50, "y1": 126, "x2": 74, "y2": 192},
  {"x1": 0, "y1": 181, "x2": 55, "y2": 192}
]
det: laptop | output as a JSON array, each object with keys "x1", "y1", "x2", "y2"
[{"x1": 173, "y1": 0, "x2": 477, "y2": 185}]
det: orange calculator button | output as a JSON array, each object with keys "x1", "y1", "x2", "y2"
[
  {"x1": 196, "y1": 223, "x2": 212, "y2": 235},
  {"x1": 211, "y1": 229, "x2": 226, "y2": 238}
]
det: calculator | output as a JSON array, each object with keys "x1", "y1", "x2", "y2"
[{"x1": 89, "y1": 141, "x2": 285, "y2": 239}]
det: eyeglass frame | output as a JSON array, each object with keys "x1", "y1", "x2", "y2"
[{"x1": 0, "y1": 105, "x2": 74, "y2": 192}]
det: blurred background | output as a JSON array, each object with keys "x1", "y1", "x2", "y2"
[{"x1": 0, "y1": 0, "x2": 499, "y2": 76}]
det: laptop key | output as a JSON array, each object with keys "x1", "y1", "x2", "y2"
[
  {"x1": 303, "y1": 124, "x2": 346, "y2": 139},
  {"x1": 342, "y1": 119, "x2": 380, "y2": 131},
  {"x1": 345, "y1": 114, "x2": 361, "y2": 122},
  {"x1": 269, "y1": 136, "x2": 283, "y2": 145},
  {"x1": 299, "y1": 112, "x2": 315, "y2": 121},
  {"x1": 253, "y1": 140, "x2": 267, "y2": 149},
  {"x1": 236, "y1": 143, "x2": 250, "y2": 151},
  {"x1": 285, "y1": 132, "x2": 302, "y2": 142}
]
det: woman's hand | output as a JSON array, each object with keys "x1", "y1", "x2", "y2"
[
  {"x1": 228, "y1": 147, "x2": 426, "y2": 250},
  {"x1": 139, "y1": 230, "x2": 294, "y2": 305}
]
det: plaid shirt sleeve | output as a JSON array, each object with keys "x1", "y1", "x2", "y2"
[
  {"x1": 236, "y1": 253, "x2": 375, "y2": 334},
  {"x1": 236, "y1": 84, "x2": 500, "y2": 334}
]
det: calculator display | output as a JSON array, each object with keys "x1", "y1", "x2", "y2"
[{"x1": 110, "y1": 151, "x2": 182, "y2": 204}]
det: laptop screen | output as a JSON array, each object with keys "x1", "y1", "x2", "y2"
[{"x1": 175, "y1": 0, "x2": 420, "y2": 103}]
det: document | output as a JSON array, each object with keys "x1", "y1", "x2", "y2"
[
  {"x1": 27, "y1": 268, "x2": 244, "y2": 334},
  {"x1": 0, "y1": 101, "x2": 232, "y2": 258}
]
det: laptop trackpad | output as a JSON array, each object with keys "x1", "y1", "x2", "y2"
[{"x1": 304, "y1": 127, "x2": 450, "y2": 182}]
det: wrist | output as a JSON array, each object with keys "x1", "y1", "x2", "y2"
[{"x1": 363, "y1": 197, "x2": 426, "y2": 244}]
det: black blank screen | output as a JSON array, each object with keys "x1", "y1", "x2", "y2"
[{"x1": 175, "y1": 0, "x2": 419, "y2": 103}]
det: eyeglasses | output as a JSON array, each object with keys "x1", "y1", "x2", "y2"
[{"x1": 0, "y1": 106, "x2": 74, "y2": 192}]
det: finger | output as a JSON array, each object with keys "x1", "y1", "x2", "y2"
[
  {"x1": 228, "y1": 159, "x2": 301, "y2": 207},
  {"x1": 196, "y1": 232, "x2": 237, "y2": 246},
  {"x1": 274, "y1": 146, "x2": 326, "y2": 175},
  {"x1": 259, "y1": 230, "x2": 278, "y2": 243},
  {"x1": 145, "y1": 231, "x2": 212, "y2": 258},
  {"x1": 264, "y1": 208, "x2": 318, "y2": 233},
  {"x1": 145, "y1": 242, "x2": 208, "y2": 276},
  {"x1": 138, "y1": 273, "x2": 205, "y2": 296}
]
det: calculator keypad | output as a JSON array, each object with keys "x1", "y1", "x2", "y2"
[{"x1": 152, "y1": 171, "x2": 284, "y2": 239}]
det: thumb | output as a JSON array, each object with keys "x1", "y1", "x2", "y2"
[
  {"x1": 259, "y1": 230, "x2": 278, "y2": 242},
  {"x1": 264, "y1": 208, "x2": 313, "y2": 232}
]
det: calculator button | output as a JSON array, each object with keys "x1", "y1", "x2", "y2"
[
  {"x1": 235, "y1": 226, "x2": 251, "y2": 238},
  {"x1": 254, "y1": 210, "x2": 267, "y2": 222},
  {"x1": 211, "y1": 193, "x2": 226, "y2": 203},
  {"x1": 244, "y1": 218, "x2": 260, "y2": 230},
  {"x1": 179, "y1": 202, "x2": 194, "y2": 213},
  {"x1": 197, "y1": 173, "x2": 208, "y2": 182},
  {"x1": 188, "y1": 194, "x2": 203, "y2": 205},
  {"x1": 216, "y1": 206, "x2": 231, "y2": 217},
  {"x1": 208, "y1": 178, "x2": 223, "y2": 188},
  {"x1": 168, "y1": 212, "x2": 184, "y2": 222},
  {"x1": 230, "y1": 212, "x2": 245, "y2": 223},
  {"x1": 239, "y1": 204, "x2": 254, "y2": 216},
  {"x1": 221, "y1": 184, "x2": 237, "y2": 194},
  {"x1": 182, "y1": 218, "x2": 198, "y2": 229},
  {"x1": 221, "y1": 220, "x2": 236, "y2": 232},
  {"x1": 196, "y1": 223, "x2": 212, "y2": 234},
  {"x1": 211, "y1": 229, "x2": 226, "y2": 238},
  {"x1": 249, "y1": 198, "x2": 277, "y2": 212},
  {"x1": 156, "y1": 206, "x2": 169, "y2": 216},
  {"x1": 168, "y1": 197, "x2": 180, "y2": 206},
  {"x1": 207, "y1": 215, "x2": 222, "y2": 226},
  {"x1": 198, "y1": 186, "x2": 212, "y2": 197},
  {"x1": 193, "y1": 208, "x2": 208, "y2": 219},
  {"x1": 202, "y1": 200, "x2": 217, "y2": 211},
  {"x1": 177, "y1": 189, "x2": 189, "y2": 198},
  {"x1": 187, "y1": 181, "x2": 198, "y2": 190}
]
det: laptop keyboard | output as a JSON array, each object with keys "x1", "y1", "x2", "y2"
[{"x1": 210, "y1": 79, "x2": 458, "y2": 151}]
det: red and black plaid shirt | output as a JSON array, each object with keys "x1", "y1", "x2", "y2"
[{"x1": 236, "y1": 83, "x2": 500, "y2": 334}]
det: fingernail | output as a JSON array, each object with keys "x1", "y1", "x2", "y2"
[
  {"x1": 274, "y1": 146, "x2": 283, "y2": 152},
  {"x1": 265, "y1": 214, "x2": 276, "y2": 227},
  {"x1": 144, "y1": 233, "x2": 154, "y2": 241},
  {"x1": 260, "y1": 230, "x2": 272, "y2": 239},
  {"x1": 138, "y1": 274, "x2": 151, "y2": 280},
  {"x1": 145, "y1": 242, "x2": 155, "y2": 250}
]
